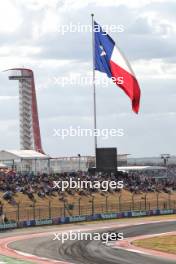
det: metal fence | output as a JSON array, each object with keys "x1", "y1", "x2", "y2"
[{"x1": 4, "y1": 193, "x2": 176, "y2": 223}]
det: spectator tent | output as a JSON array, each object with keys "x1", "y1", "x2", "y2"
[
  {"x1": 0, "y1": 150, "x2": 50, "y2": 173},
  {"x1": 0, "y1": 163, "x2": 8, "y2": 169}
]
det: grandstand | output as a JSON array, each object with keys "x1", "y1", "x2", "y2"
[
  {"x1": 128, "y1": 155, "x2": 176, "y2": 166},
  {"x1": 0, "y1": 167, "x2": 176, "y2": 223}
]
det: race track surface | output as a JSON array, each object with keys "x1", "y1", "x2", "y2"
[{"x1": 9, "y1": 221, "x2": 176, "y2": 264}]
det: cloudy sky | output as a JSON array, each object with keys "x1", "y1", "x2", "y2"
[{"x1": 0, "y1": 0, "x2": 176, "y2": 157}]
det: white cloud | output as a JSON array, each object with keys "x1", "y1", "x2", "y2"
[
  {"x1": 134, "y1": 59, "x2": 176, "y2": 80},
  {"x1": 0, "y1": 0, "x2": 22, "y2": 33},
  {"x1": 15, "y1": 0, "x2": 59, "y2": 10},
  {"x1": 56, "y1": 0, "x2": 176, "y2": 9}
]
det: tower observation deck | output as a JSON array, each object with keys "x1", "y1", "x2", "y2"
[{"x1": 7, "y1": 68, "x2": 43, "y2": 153}]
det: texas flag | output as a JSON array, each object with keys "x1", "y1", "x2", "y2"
[{"x1": 94, "y1": 21, "x2": 141, "y2": 114}]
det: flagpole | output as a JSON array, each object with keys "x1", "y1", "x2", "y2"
[{"x1": 91, "y1": 13, "x2": 97, "y2": 161}]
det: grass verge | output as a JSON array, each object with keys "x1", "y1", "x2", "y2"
[
  {"x1": 133, "y1": 235, "x2": 176, "y2": 254},
  {"x1": 0, "y1": 255, "x2": 34, "y2": 264}
]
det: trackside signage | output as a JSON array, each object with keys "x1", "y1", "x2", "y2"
[
  {"x1": 100, "y1": 213, "x2": 117, "y2": 219},
  {"x1": 159, "y1": 209, "x2": 174, "y2": 215},
  {"x1": 69, "y1": 216, "x2": 86, "y2": 222},
  {"x1": 35, "y1": 219, "x2": 53, "y2": 226},
  {"x1": 0, "y1": 222, "x2": 17, "y2": 229},
  {"x1": 1, "y1": 209, "x2": 176, "y2": 230},
  {"x1": 131, "y1": 211, "x2": 147, "y2": 217}
]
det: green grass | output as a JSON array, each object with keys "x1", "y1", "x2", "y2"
[
  {"x1": 0, "y1": 255, "x2": 34, "y2": 264},
  {"x1": 133, "y1": 235, "x2": 176, "y2": 254}
]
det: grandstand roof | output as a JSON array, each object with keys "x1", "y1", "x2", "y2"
[
  {"x1": 118, "y1": 166, "x2": 166, "y2": 171},
  {"x1": 0, "y1": 150, "x2": 49, "y2": 160}
]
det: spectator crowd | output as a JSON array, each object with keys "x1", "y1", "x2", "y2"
[{"x1": 0, "y1": 167, "x2": 176, "y2": 206}]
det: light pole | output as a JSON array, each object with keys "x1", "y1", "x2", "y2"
[
  {"x1": 78, "y1": 154, "x2": 81, "y2": 171},
  {"x1": 161, "y1": 154, "x2": 170, "y2": 166}
]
